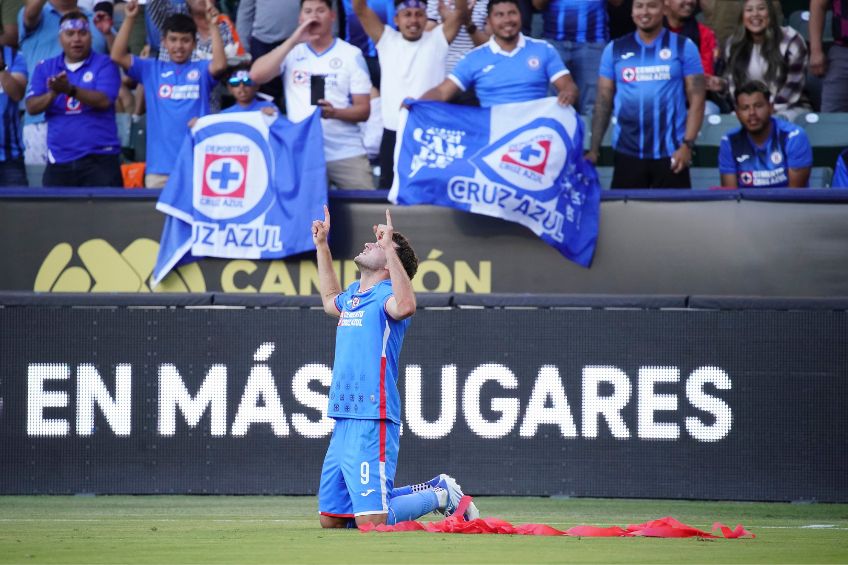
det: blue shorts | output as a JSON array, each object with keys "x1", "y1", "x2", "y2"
[{"x1": 318, "y1": 418, "x2": 399, "y2": 518}]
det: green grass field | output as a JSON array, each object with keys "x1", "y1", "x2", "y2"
[{"x1": 1, "y1": 496, "x2": 847, "y2": 564}]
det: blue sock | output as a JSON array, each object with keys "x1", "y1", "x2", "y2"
[
  {"x1": 391, "y1": 476, "x2": 441, "y2": 498},
  {"x1": 387, "y1": 490, "x2": 439, "y2": 525}
]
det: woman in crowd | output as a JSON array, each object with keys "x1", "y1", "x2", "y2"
[{"x1": 720, "y1": 0, "x2": 810, "y2": 121}]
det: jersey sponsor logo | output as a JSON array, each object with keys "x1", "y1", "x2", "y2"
[
  {"x1": 65, "y1": 96, "x2": 81, "y2": 113},
  {"x1": 621, "y1": 64, "x2": 671, "y2": 82},
  {"x1": 202, "y1": 154, "x2": 248, "y2": 199},
  {"x1": 330, "y1": 57, "x2": 342, "y2": 69},
  {"x1": 161, "y1": 70, "x2": 175, "y2": 78},
  {"x1": 482, "y1": 64, "x2": 494, "y2": 74},
  {"x1": 292, "y1": 69, "x2": 309, "y2": 85},
  {"x1": 770, "y1": 151, "x2": 783, "y2": 165},
  {"x1": 736, "y1": 154, "x2": 750, "y2": 163},
  {"x1": 82, "y1": 71, "x2": 94, "y2": 83},
  {"x1": 659, "y1": 48, "x2": 672, "y2": 60},
  {"x1": 360, "y1": 489, "x2": 376, "y2": 496},
  {"x1": 158, "y1": 84, "x2": 201, "y2": 100},
  {"x1": 527, "y1": 56, "x2": 540, "y2": 69},
  {"x1": 621, "y1": 52, "x2": 635, "y2": 60},
  {"x1": 187, "y1": 69, "x2": 200, "y2": 81},
  {"x1": 338, "y1": 310, "x2": 365, "y2": 327},
  {"x1": 739, "y1": 167, "x2": 788, "y2": 187}
]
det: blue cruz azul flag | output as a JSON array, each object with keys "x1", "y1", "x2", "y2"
[
  {"x1": 389, "y1": 98, "x2": 601, "y2": 267},
  {"x1": 152, "y1": 110, "x2": 327, "y2": 286}
]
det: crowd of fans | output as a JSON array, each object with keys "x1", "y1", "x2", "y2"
[{"x1": 0, "y1": 0, "x2": 846, "y2": 189}]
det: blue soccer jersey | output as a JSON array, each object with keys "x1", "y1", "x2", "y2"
[
  {"x1": 127, "y1": 56, "x2": 216, "y2": 175},
  {"x1": 599, "y1": 29, "x2": 703, "y2": 159},
  {"x1": 1, "y1": 47, "x2": 26, "y2": 162},
  {"x1": 330, "y1": 279, "x2": 409, "y2": 424},
  {"x1": 449, "y1": 34, "x2": 569, "y2": 106},
  {"x1": 718, "y1": 118, "x2": 813, "y2": 188},
  {"x1": 26, "y1": 51, "x2": 120, "y2": 164},
  {"x1": 220, "y1": 99, "x2": 278, "y2": 113},
  {"x1": 833, "y1": 149, "x2": 848, "y2": 189},
  {"x1": 542, "y1": 0, "x2": 609, "y2": 43}
]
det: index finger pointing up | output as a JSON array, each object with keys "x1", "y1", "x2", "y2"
[{"x1": 385, "y1": 208, "x2": 393, "y2": 228}]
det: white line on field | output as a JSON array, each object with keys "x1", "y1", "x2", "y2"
[{"x1": 0, "y1": 519, "x2": 846, "y2": 531}]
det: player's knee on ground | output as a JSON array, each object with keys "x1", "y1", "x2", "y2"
[
  {"x1": 319, "y1": 515, "x2": 350, "y2": 528},
  {"x1": 355, "y1": 513, "x2": 388, "y2": 528}
]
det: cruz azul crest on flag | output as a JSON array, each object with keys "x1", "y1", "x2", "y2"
[
  {"x1": 152, "y1": 110, "x2": 327, "y2": 286},
  {"x1": 390, "y1": 98, "x2": 601, "y2": 267}
]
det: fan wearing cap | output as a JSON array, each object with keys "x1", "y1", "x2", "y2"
[
  {"x1": 353, "y1": 0, "x2": 467, "y2": 188},
  {"x1": 221, "y1": 65, "x2": 279, "y2": 116},
  {"x1": 24, "y1": 11, "x2": 122, "y2": 186}
]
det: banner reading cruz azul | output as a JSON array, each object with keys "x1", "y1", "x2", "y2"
[
  {"x1": 152, "y1": 111, "x2": 327, "y2": 286},
  {"x1": 389, "y1": 98, "x2": 601, "y2": 266}
]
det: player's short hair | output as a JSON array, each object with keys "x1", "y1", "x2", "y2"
[
  {"x1": 734, "y1": 80, "x2": 772, "y2": 103},
  {"x1": 301, "y1": 0, "x2": 333, "y2": 7},
  {"x1": 487, "y1": 0, "x2": 520, "y2": 16},
  {"x1": 59, "y1": 10, "x2": 88, "y2": 25},
  {"x1": 392, "y1": 232, "x2": 419, "y2": 280},
  {"x1": 162, "y1": 13, "x2": 197, "y2": 37}
]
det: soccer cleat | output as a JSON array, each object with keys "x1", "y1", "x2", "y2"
[{"x1": 434, "y1": 474, "x2": 480, "y2": 521}]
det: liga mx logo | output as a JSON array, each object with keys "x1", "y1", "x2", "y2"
[{"x1": 202, "y1": 154, "x2": 248, "y2": 199}]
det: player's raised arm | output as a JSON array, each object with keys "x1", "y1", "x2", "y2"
[
  {"x1": 313, "y1": 205, "x2": 343, "y2": 317},
  {"x1": 377, "y1": 209, "x2": 417, "y2": 320}
]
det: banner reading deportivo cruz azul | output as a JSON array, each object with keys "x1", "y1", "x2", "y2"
[
  {"x1": 152, "y1": 110, "x2": 327, "y2": 286},
  {"x1": 389, "y1": 98, "x2": 601, "y2": 267}
]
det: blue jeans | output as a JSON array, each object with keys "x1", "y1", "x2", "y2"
[
  {"x1": 0, "y1": 158, "x2": 27, "y2": 187},
  {"x1": 548, "y1": 40, "x2": 605, "y2": 115}
]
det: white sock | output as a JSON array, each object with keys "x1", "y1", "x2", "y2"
[{"x1": 433, "y1": 487, "x2": 448, "y2": 511}]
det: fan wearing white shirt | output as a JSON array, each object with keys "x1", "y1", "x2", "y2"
[
  {"x1": 354, "y1": 0, "x2": 466, "y2": 188},
  {"x1": 251, "y1": 0, "x2": 375, "y2": 189}
]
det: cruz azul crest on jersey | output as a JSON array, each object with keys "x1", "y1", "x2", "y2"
[{"x1": 472, "y1": 118, "x2": 568, "y2": 199}]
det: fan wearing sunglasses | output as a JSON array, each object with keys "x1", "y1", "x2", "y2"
[{"x1": 221, "y1": 65, "x2": 279, "y2": 116}]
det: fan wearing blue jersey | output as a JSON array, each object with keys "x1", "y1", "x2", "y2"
[
  {"x1": 220, "y1": 65, "x2": 279, "y2": 115},
  {"x1": 587, "y1": 0, "x2": 705, "y2": 189},
  {"x1": 718, "y1": 81, "x2": 812, "y2": 189},
  {"x1": 25, "y1": 12, "x2": 123, "y2": 186},
  {"x1": 111, "y1": 0, "x2": 227, "y2": 188},
  {"x1": 312, "y1": 206, "x2": 480, "y2": 528},
  {"x1": 419, "y1": 0, "x2": 578, "y2": 107},
  {"x1": 533, "y1": 0, "x2": 620, "y2": 114}
]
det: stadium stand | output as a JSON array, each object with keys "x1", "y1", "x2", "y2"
[
  {"x1": 796, "y1": 112, "x2": 848, "y2": 167},
  {"x1": 694, "y1": 113, "x2": 741, "y2": 168},
  {"x1": 789, "y1": 9, "x2": 834, "y2": 42}
]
